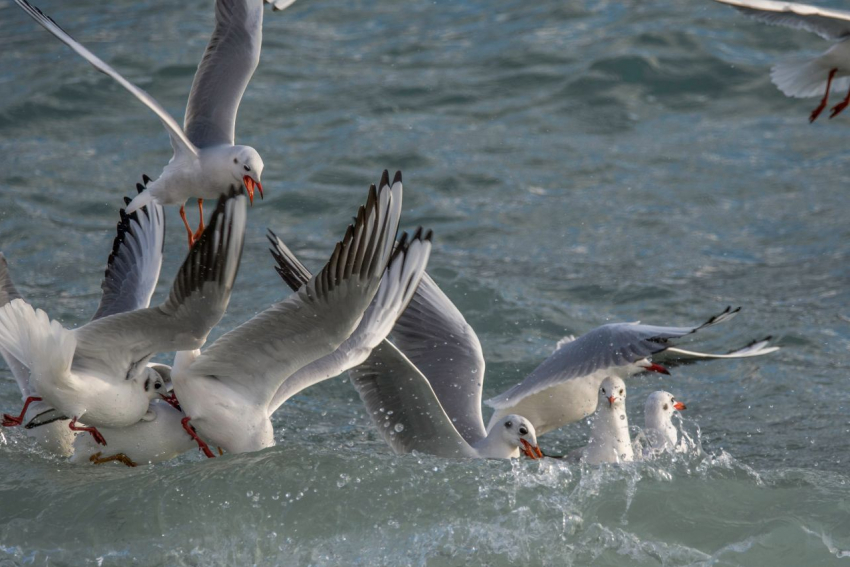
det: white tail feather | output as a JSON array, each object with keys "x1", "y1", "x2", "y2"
[
  {"x1": 0, "y1": 299, "x2": 75, "y2": 390},
  {"x1": 770, "y1": 58, "x2": 850, "y2": 99},
  {"x1": 124, "y1": 189, "x2": 155, "y2": 215}
]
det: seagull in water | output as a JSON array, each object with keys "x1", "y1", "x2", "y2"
[
  {"x1": 571, "y1": 376, "x2": 634, "y2": 465},
  {"x1": 170, "y1": 172, "x2": 433, "y2": 456},
  {"x1": 485, "y1": 307, "x2": 778, "y2": 437},
  {"x1": 0, "y1": 189, "x2": 247, "y2": 446},
  {"x1": 272, "y1": 239, "x2": 543, "y2": 460},
  {"x1": 13, "y1": 0, "x2": 276, "y2": 246},
  {"x1": 0, "y1": 177, "x2": 169, "y2": 456},
  {"x1": 715, "y1": 0, "x2": 850, "y2": 122},
  {"x1": 635, "y1": 390, "x2": 687, "y2": 457}
]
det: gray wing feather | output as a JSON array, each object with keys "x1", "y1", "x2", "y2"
[
  {"x1": 388, "y1": 274, "x2": 487, "y2": 444},
  {"x1": 184, "y1": 0, "x2": 263, "y2": 147},
  {"x1": 716, "y1": 0, "x2": 850, "y2": 40},
  {"x1": 350, "y1": 341, "x2": 473, "y2": 457},
  {"x1": 92, "y1": 178, "x2": 165, "y2": 320},
  {"x1": 0, "y1": 254, "x2": 22, "y2": 308},
  {"x1": 653, "y1": 336, "x2": 780, "y2": 366},
  {"x1": 186, "y1": 176, "x2": 402, "y2": 409},
  {"x1": 486, "y1": 307, "x2": 740, "y2": 409},
  {"x1": 72, "y1": 189, "x2": 246, "y2": 380}
]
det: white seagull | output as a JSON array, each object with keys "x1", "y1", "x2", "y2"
[
  {"x1": 13, "y1": 0, "x2": 275, "y2": 246},
  {"x1": 485, "y1": 307, "x2": 778, "y2": 437},
  {"x1": 0, "y1": 177, "x2": 167, "y2": 455},
  {"x1": 0, "y1": 188, "x2": 247, "y2": 446},
  {"x1": 635, "y1": 390, "x2": 687, "y2": 457},
  {"x1": 171, "y1": 172, "x2": 433, "y2": 456},
  {"x1": 715, "y1": 0, "x2": 850, "y2": 121},
  {"x1": 571, "y1": 376, "x2": 634, "y2": 465}
]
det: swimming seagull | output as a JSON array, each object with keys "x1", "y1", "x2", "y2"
[
  {"x1": 634, "y1": 390, "x2": 687, "y2": 457},
  {"x1": 171, "y1": 172, "x2": 433, "y2": 456},
  {"x1": 0, "y1": 177, "x2": 167, "y2": 455},
  {"x1": 0, "y1": 188, "x2": 247, "y2": 445},
  {"x1": 485, "y1": 307, "x2": 778, "y2": 436},
  {"x1": 13, "y1": 0, "x2": 274, "y2": 246},
  {"x1": 266, "y1": 252, "x2": 544, "y2": 460},
  {"x1": 715, "y1": 0, "x2": 850, "y2": 122},
  {"x1": 571, "y1": 376, "x2": 634, "y2": 465}
]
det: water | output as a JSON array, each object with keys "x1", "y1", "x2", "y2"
[{"x1": 1, "y1": 0, "x2": 849, "y2": 564}]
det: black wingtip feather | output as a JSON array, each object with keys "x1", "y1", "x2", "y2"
[
  {"x1": 392, "y1": 170, "x2": 402, "y2": 185},
  {"x1": 380, "y1": 170, "x2": 390, "y2": 189}
]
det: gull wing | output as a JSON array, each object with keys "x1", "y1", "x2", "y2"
[
  {"x1": 266, "y1": 228, "x2": 432, "y2": 414},
  {"x1": 72, "y1": 188, "x2": 246, "y2": 380},
  {"x1": 715, "y1": 0, "x2": 850, "y2": 40},
  {"x1": 92, "y1": 177, "x2": 165, "y2": 320},
  {"x1": 14, "y1": 0, "x2": 197, "y2": 156},
  {"x1": 486, "y1": 307, "x2": 740, "y2": 410},
  {"x1": 184, "y1": 173, "x2": 402, "y2": 409},
  {"x1": 183, "y1": 0, "x2": 263, "y2": 147},
  {"x1": 652, "y1": 336, "x2": 780, "y2": 366}
]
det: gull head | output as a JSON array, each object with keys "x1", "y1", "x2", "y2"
[
  {"x1": 228, "y1": 145, "x2": 264, "y2": 204},
  {"x1": 142, "y1": 367, "x2": 169, "y2": 401},
  {"x1": 599, "y1": 376, "x2": 627, "y2": 409},
  {"x1": 645, "y1": 390, "x2": 686, "y2": 421},
  {"x1": 497, "y1": 414, "x2": 542, "y2": 459}
]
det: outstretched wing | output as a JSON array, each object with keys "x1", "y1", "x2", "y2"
[
  {"x1": 715, "y1": 0, "x2": 850, "y2": 40},
  {"x1": 350, "y1": 342, "x2": 473, "y2": 457},
  {"x1": 0, "y1": 254, "x2": 31, "y2": 394},
  {"x1": 652, "y1": 336, "x2": 780, "y2": 366},
  {"x1": 184, "y1": 0, "x2": 263, "y2": 147},
  {"x1": 13, "y1": 0, "x2": 197, "y2": 156},
  {"x1": 92, "y1": 177, "x2": 165, "y2": 320},
  {"x1": 185, "y1": 172, "x2": 403, "y2": 409},
  {"x1": 72, "y1": 189, "x2": 246, "y2": 380},
  {"x1": 266, "y1": 228, "x2": 432, "y2": 414},
  {"x1": 486, "y1": 307, "x2": 740, "y2": 409}
]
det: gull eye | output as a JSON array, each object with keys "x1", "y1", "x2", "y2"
[
  {"x1": 504, "y1": 421, "x2": 513, "y2": 428},
  {"x1": 244, "y1": 165, "x2": 251, "y2": 172},
  {"x1": 601, "y1": 388, "x2": 606, "y2": 394},
  {"x1": 519, "y1": 426, "x2": 528, "y2": 435},
  {"x1": 619, "y1": 389, "x2": 624, "y2": 395},
  {"x1": 155, "y1": 382, "x2": 162, "y2": 390},
  {"x1": 663, "y1": 403, "x2": 669, "y2": 410},
  {"x1": 233, "y1": 158, "x2": 238, "y2": 164}
]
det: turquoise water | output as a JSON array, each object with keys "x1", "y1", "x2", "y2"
[{"x1": 1, "y1": 0, "x2": 849, "y2": 564}]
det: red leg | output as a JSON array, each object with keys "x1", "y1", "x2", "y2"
[
  {"x1": 69, "y1": 417, "x2": 106, "y2": 446},
  {"x1": 810, "y1": 68, "x2": 838, "y2": 123},
  {"x1": 829, "y1": 85, "x2": 850, "y2": 119},
  {"x1": 181, "y1": 417, "x2": 215, "y2": 458},
  {"x1": 180, "y1": 205, "x2": 195, "y2": 248},
  {"x1": 2, "y1": 396, "x2": 43, "y2": 427},
  {"x1": 192, "y1": 199, "x2": 205, "y2": 242}
]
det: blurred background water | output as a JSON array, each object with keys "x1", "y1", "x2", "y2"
[{"x1": 0, "y1": 0, "x2": 849, "y2": 564}]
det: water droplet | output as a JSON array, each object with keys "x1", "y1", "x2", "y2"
[{"x1": 394, "y1": 423, "x2": 404, "y2": 432}]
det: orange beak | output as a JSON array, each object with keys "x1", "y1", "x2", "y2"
[
  {"x1": 243, "y1": 175, "x2": 263, "y2": 205},
  {"x1": 607, "y1": 395, "x2": 616, "y2": 407},
  {"x1": 644, "y1": 363, "x2": 670, "y2": 375},
  {"x1": 520, "y1": 438, "x2": 542, "y2": 460},
  {"x1": 674, "y1": 401, "x2": 687, "y2": 411}
]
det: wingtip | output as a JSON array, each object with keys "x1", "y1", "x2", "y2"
[
  {"x1": 380, "y1": 170, "x2": 390, "y2": 189},
  {"x1": 392, "y1": 170, "x2": 402, "y2": 185}
]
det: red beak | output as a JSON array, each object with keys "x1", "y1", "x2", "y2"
[
  {"x1": 674, "y1": 401, "x2": 687, "y2": 411},
  {"x1": 643, "y1": 362, "x2": 670, "y2": 375},
  {"x1": 520, "y1": 438, "x2": 542, "y2": 460},
  {"x1": 243, "y1": 175, "x2": 263, "y2": 205},
  {"x1": 607, "y1": 395, "x2": 616, "y2": 407}
]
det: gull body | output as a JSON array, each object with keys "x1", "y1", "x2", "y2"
[
  {"x1": 640, "y1": 390, "x2": 687, "y2": 455},
  {"x1": 580, "y1": 376, "x2": 634, "y2": 466}
]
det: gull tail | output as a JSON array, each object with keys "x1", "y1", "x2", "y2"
[
  {"x1": 770, "y1": 57, "x2": 843, "y2": 99},
  {"x1": 0, "y1": 299, "x2": 76, "y2": 388},
  {"x1": 125, "y1": 189, "x2": 155, "y2": 215}
]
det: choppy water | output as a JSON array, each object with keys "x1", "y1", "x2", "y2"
[{"x1": 1, "y1": 0, "x2": 849, "y2": 564}]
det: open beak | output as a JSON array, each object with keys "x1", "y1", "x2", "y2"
[
  {"x1": 520, "y1": 438, "x2": 542, "y2": 460},
  {"x1": 607, "y1": 395, "x2": 616, "y2": 408},
  {"x1": 674, "y1": 401, "x2": 687, "y2": 411},
  {"x1": 643, "y1": 362, "x2": 670, "y2": 375},
  {"x1": 243, "y1": 176, "x2": 263, "y2": 205},
  {"x1": 160, "y1": 392, "x2": 182, "y2": 411}
]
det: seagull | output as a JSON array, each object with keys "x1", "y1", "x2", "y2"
[
  {"x1": 634, "y1": 390, "x2": 687, "y2": 457},
  {"x1": 715, "y1": 0, "x2": 850, "y2": 122},
  {"x1": 269, "y1": 257, "x2": 543, "y2": 460},
  {"x1": 572, "y1": 376, "x2": 634, "y2": 465},
  {"x1": 0, "y1": 177, "x2": 166, "y2": 455},
  {"x1": 485, "y1": 307, "x2": 778, "y2": 436},
  {"x1": 171, "y1": 172, "x2": 433, "y2": 456},
  {"x1": 0, "y1": 188, "x2": 247, "y2": 446},
  {"x1": 70, "y1": 399, "x2": 197, "y2": 467},
  {"x1": 13, "y1": 0, "x2": 275, "y2": 246}
]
